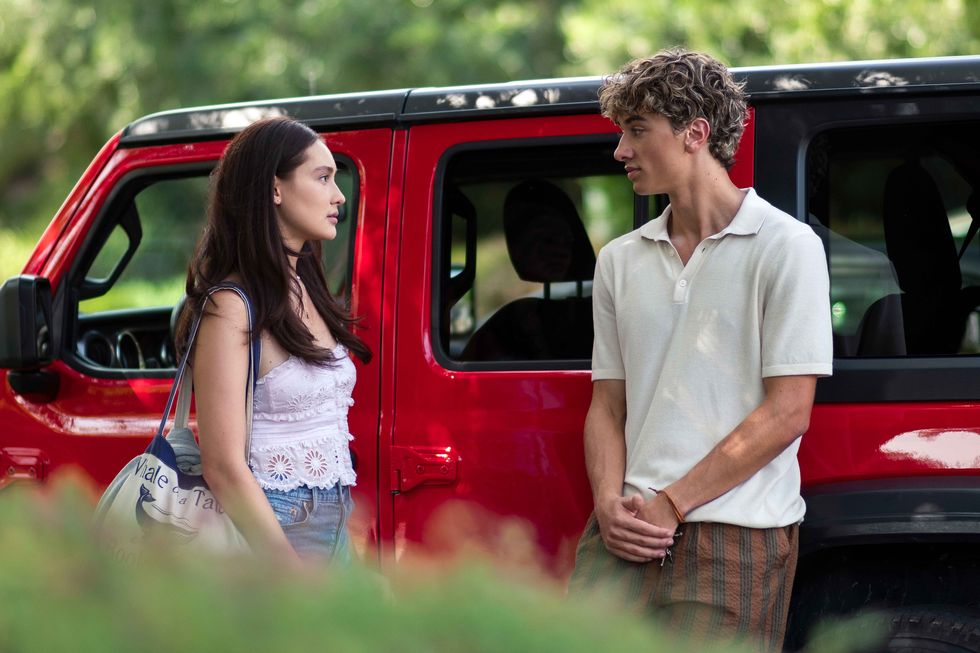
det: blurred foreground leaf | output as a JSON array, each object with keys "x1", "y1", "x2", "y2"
[
  {"x1": 0, "y1": 473, "x2": 886, "y2": 653},
  {"x1": 0, "y1": 474, "x2": 695, "y2": 653}
]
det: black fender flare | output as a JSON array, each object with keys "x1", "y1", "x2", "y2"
[{"x1": 800, "y1": 475, "x2": 980, "y2": 555}]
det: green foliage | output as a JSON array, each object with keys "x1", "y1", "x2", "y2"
[
  {"x1": 0, "y1": 475, "x2": 889, "y2": 652},
  {"x1": 0, "y1": 228, "x2": 37, "y2": 279},
  {"x1": 2, "y1": 0, "x2": 979, "y2": 276},
  {"x1": 78, "y1": 277, "x2": 186, "y2": 313},
  {"x1": 562, "y1": 0, "x2": 980, "y2": 74},
  {"x1": 0, "y1": 0, "x2": 573, "y2": 233},
  {"x1": 804, "y1": 613, "x2": 890, "y2": 653},
  {"x1": 0, "y1": 475, "x2": 735, "y2": 653}
]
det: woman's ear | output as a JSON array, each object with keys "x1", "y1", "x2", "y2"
[{"x1": 273, "y1": 178, "x2": 282, "y2": 206}]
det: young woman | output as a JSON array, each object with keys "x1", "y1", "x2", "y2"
[{"x1": 175, "y1": 117, "x2": 371, "y2": 568}]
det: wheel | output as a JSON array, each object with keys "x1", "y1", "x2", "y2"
[{"x1": 875, "y1": 607, "x2": 980, "y2": 653}]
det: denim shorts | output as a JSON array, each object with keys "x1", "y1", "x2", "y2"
[{"x1": 263, "y1": 483, "x2": 354, "y2": 564}]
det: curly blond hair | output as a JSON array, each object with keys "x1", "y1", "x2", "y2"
[{"x1": 599, "y1": 49, "x2": 747, "y2": 169}]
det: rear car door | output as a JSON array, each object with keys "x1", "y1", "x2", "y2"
[{"x1": 385, "y1": 94, "x2": 754, "y2": 574}]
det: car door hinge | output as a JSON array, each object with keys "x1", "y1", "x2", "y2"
[
  {"x1": 0, "y1": 447, "x2": 49, "y2": 491},
  {"x1": 390, "y1": 446, "x2": 458, "y2": 494}
]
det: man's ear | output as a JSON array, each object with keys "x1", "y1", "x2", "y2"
[{"x1": 684, "y1": 118, "x2": 711, "y2": 153}]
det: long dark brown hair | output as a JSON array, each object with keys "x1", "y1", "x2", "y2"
[{"x1": 175, "y1": 116, "x2": 371, "y2": 365}]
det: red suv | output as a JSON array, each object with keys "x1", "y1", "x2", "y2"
[{"x1": 3, "y1": 55, "x2": 980, "y2": 648}]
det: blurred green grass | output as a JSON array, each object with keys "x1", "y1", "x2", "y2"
[{"x1": 0, "y1": 474, "x2": 886, "y2": 653}]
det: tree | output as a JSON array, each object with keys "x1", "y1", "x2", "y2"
[
  {"x1": 561, "y1": 0, "x2": 980, "y2": 74},
  {"x1": 0, "y1": 0, "x2": 577, "y2": 239},
  {"x1": 2, "y1": 0, "x2": 979, "y2": 274}
]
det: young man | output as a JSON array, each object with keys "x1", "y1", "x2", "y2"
[{"x1": 568, "y1": 49, "x2": 832, "y2": 651}]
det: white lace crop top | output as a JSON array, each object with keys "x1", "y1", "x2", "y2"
[{"x1": 249, "y1": 344, "x2": 357, "y2": 491}]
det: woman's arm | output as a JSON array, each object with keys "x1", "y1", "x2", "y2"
[{"x1": 193, "y1": 289, "x2": 302, "y2": 567}]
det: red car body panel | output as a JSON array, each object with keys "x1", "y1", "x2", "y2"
[{"x1": 804, "y1": 403, "x2": 980, "y2": 484}]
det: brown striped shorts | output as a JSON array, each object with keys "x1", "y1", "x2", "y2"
[{"x1": 567, "y1": 514, "x2": 798, "y2": 652}]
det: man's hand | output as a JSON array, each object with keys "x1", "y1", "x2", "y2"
[
  {"x1": 595, "y1": 494, "x2": 675, "y2": 563},
  {"x1": 635, "y1": 493, "x2": 680, "y2": 536}
]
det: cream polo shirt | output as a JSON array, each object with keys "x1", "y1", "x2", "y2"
[{"x1": 592, "y1": 188, "x2": 832, "y2": 528}]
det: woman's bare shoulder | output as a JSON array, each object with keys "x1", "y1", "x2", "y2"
[{"x1": 201, "y1": 283, "x2": 249, "y2": 331}]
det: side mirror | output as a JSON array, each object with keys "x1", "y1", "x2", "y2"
[{"x1": 0, "y1": 275, "x2": 54, "y2": 370}]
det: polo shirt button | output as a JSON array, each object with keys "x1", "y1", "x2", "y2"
[{"x1": 679, "y1": 279, "x2": 688, "y2": 287}]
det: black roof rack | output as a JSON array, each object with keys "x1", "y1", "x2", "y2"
[{"x1": 121, "y1": 55, "x2": 980, "y2": 145}]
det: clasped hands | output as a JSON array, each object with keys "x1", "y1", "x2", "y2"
[{"x1": 596, "y1": 493, "x2": 681, "y2": 564}]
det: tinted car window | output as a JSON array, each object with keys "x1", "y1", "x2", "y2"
[
  {"x1": 808, "y1": 124, "x2": 980, "y2": 357},
  {"x1": 435, "y1": 141, "x2": 635, "y2": 365},
  {"x1": 74, "y1": 161, "x2": 357, "y2": 371}
]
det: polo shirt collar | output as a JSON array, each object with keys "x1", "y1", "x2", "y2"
[{"x1": 639, "y1": 188, "x2": 765, "y2": 242}]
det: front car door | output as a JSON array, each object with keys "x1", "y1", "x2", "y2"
[{"x1": 1, "y1": 111, "x2": 393, "y2": 560}]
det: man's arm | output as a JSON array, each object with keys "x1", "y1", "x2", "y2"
[
  {"x1": 640, "y1": 227, "x2": 831, "y2": 529},
  {"x1": 586, "y1": 379, "x2": 676, "y2": 562},
  {"x1": 637, "y1": 374, "x2": 817, "y2": 531}
]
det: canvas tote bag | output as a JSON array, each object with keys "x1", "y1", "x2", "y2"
[{"x1": 93, "y1": 283, "x2": 259, "y2": 562}]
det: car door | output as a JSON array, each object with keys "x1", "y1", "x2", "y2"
[
  {"x1": 1, "y1": 126, "x2": 391, "y2": 559},
  {"x1": 385, "y1": 109, "x2": 755, "y2": 575},
  {"x1": 754, "y1": 91, "x2": 980, "y2": 487}
]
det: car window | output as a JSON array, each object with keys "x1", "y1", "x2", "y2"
[
  {"x1": 807, "y1": 124, "x2": 980, "y2": 357},
  {"x1": 80, "y1": 176, "x2": 209, "y2": 315},
  {"x1": 435, "y1": 140, "x2": 635, "y2": 366},
  {"x1": 74, "y1": 159, "x2": 358, "y2": 371}
]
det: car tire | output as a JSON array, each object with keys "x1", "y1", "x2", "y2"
[{"x1": 874, "y1": 607, "x2": 980, "y2": 652}]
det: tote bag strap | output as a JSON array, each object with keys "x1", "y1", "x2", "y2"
[{"x1": 157, "y1": 283, "x2": 259, "y2": 462}]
